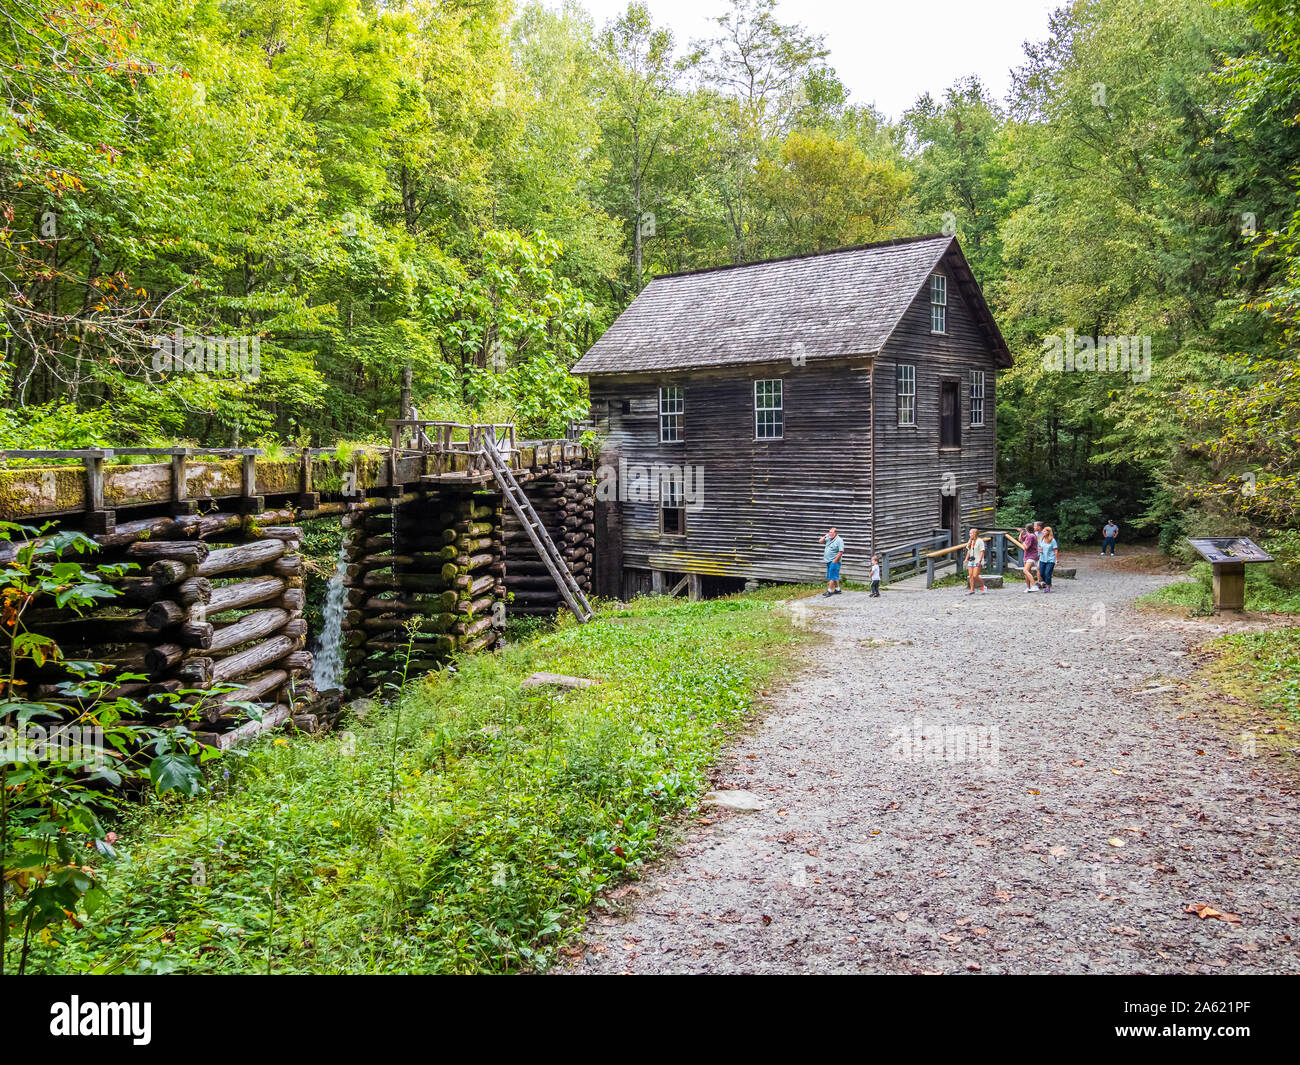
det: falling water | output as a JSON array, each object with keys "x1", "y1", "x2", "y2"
[{"x1": 311, "y1": 541, "x2": 348, "y2": 691}]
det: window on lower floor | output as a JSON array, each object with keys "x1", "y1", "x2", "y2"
[
  {"x1": 970, "y1": 370, "x2": 985, "y2": 427},
  {"x1": 661, "y1": 471, "x2": 686, "y2": 536}
]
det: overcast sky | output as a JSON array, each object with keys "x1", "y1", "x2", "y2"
[{"x1": 572, "y1": 0, "x2": 1062, "y2": 119}]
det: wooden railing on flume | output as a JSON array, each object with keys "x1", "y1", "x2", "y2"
[
  {"x1": 878, "y1": 531, "x2": 952, "y2": 584},
  {"x1": 920, "y1": 529, "x2": 1030, "y2": 587},
  {"x1": 0, "y1": 427, "x2": 588, "y2": 526}
]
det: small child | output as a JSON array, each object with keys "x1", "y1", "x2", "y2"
[{"x1": 870, "y1": 555, "x2": 881, "y2": 598}]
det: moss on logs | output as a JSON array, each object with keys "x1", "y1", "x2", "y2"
[
  {"x1": 363, "y1": 634, "x2": 455, "y2": 656},
  {"x1": 359, "y1": 592, "x2": 457, "y2": 614},
  {"x1": 453, "y1": 595, "x2": 494, "y2": 617},
  {"x1": 149, "y1": 559, "x2": 192, "y2": 585},
  {"x1": 360, "y1": 571, "x2": 456, "y2": 592},
  {"x1": 453, "y1": 614, "x2": 495, "y2": 639},
  {"x1": 207, "y1": 607, "x2": 289, "y2": 654},
  {"x1": 204, "y1": 575, "x2": 286, "y2": 616},
  {"x1": 459, "y1": 630, "x2": 499, "y2": 655},
  {"x1": 359, "y1": 613, "x2": 456, "y2": 634}
]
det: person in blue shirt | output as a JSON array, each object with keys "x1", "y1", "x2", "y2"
[
  {"x1": 1101, "y1": 519, "x2": 1119, "y2": 556},
  {"x1": 819, "y1": 526, "x2": 845, "y2": 597},
  {"x1": 1038, "y1": 525, "x2": 1059, "y2": 592}
]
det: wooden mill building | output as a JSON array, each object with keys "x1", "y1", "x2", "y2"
[{"x1": 572, "y1": 234, "x2": 1012, "y2": 597}]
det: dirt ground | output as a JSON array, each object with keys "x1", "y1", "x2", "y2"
[{"x1": 560, "y1": 554, "x2": 1300, "y2": 975}]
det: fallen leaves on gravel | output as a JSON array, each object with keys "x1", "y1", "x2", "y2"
[{"x1": 1184, "y1": 903, "x2": 1242, "y2": 923}]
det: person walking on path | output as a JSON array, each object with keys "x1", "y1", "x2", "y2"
[
  {"x1": 1039, "y1": 525, "x2": 1059, "y2": 592},
  {"x1": 964, "y1": 527, "x2": 987, "y2": 594},
  {"x1": 1021, "y1": 523, "x2": 1040, "y2": 593},
  {"x1": 870, "y1": 555, "x2": 881, "y2": 598},
  {"x1": 819, "y1": 526, "x2": 845, "y2": 597},
  {"x1": 1101, "y1": 519, "x2": 1119, "y2": 556}
]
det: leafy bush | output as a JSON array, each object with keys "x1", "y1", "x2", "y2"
[
  {"x1": 1, "y1": 524, "x2": 215, "y2": 974},
  {"x1": 1265, "y1": 530, "x2": 1300, "y2": 591},
  {"x1": 1052, "y1": 495, "x2": 1104, "y2": 545},
  {"x1": 996, "y1": 483, "x2": 1036, "y2": 529}
]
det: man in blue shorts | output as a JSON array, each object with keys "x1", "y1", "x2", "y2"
[{"x1": 819, "y1": 526, "x2": 845, "y2": 597}]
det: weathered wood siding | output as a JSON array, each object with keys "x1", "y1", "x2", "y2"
[
  {"x1": 590, "y1": 357, "x2": 874, "y2": 587},
  {"x1": 873, "y1": 250, "x2": 1001, "y2": 551}
]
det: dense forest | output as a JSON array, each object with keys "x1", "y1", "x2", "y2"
[{"x1": 1, "y1": 0, "x2": 1297, "y2": 546}]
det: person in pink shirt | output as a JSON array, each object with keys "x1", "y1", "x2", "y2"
[{"x1": 1021, "y1": 523, "x2": 1040, "y2": 593}]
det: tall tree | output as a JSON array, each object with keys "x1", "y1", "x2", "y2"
[
  {"x1": 691, "y1": 0, "x2": 828, "y2": 261},
  {"x1": 595, "y1": 2, "x2": 678, "y2": 294}
]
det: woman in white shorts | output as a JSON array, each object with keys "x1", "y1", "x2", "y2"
[{"x1": 964, "y1": 527, "x2": 987, "y2": 594}]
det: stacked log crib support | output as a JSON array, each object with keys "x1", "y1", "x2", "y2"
[
  {"x1": 341, "y1": 489, "x2": 505, "y2": 696},
  {"x1": 14, "y1": 511, "x2": 314, "y2": 749},
  {"x1": 3, "y1": 432, "x2": 589, "y2": 752},
  {"x1": 502, "y1": 468, "x2": 594, "y2": 616}
]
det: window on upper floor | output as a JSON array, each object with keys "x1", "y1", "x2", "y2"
[
  {"x1": 897, "y1": 364, "x2": 916, "y2": 426},
  {"x1": 970, "y1": 370, "x2": 985, "y2": 427},
  {"x1": 930, "y1": 273, "x2": 948, "y2": 334},
  {"x1": 754, "y1": 379, "x2": 783, "y2": 440},
  {"x1": 659, "y1": 385, "x2": 683, "y2": 442}
]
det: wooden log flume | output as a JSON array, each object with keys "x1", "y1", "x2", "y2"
[{"x1": 3, "y1": 436, "x2": 590, "y2": 748}]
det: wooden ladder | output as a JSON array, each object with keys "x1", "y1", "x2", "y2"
[{"x1": 480, "y1": 434, "x2": 594, "y2": 623}]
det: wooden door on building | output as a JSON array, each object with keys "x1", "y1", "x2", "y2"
[{"x1": 940, "y1": 491, "x2": 959, "y2": 545}]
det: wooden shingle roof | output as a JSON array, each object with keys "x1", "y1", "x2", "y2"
[{"x1": 573, "y1": 234, "x2": 1009, "y2": 375}]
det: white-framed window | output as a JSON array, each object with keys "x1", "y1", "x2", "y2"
[
  {"x1": 659, "y1": 385, "x2": 683, "y2": 442},
  {"x1": 897, "y1": 364, "x2": 916, "y2": 426},
  {"x1": 969, "y1": 370, "x2": 985, "y2": 427},
  {"x1": 754, "y1": 379, "x2": 783, "y2": 439},
  {"x1": 930, "y1": 273, "x2": 947, "y2": 334}
]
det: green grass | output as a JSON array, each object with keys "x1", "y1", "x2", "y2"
[
  {"x1": 1211, "y1": 629, "x2": 1300, "y2": 723},
  {"x1": 1137, "y1": 562, "x2": 1300, "y2": 615},
  {"x1": 35, "y1": 594, "x2": 811, "y2": 975},
  {"x1": 736, "y1": 579, "x2": 866, "y2": 601}
]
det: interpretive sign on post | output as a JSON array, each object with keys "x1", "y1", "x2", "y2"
[{"x1": 1186, "y1": 537, "x2": 1274, "y2": 612}]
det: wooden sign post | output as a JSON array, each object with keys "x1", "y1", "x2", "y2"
[{"x1": 1186, "y1": 538, "x2": 1274, "y2": 613}]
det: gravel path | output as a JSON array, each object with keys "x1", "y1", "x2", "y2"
[{"x1": 563, "y1": 555, "x2": 1300, "y2": 974}]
